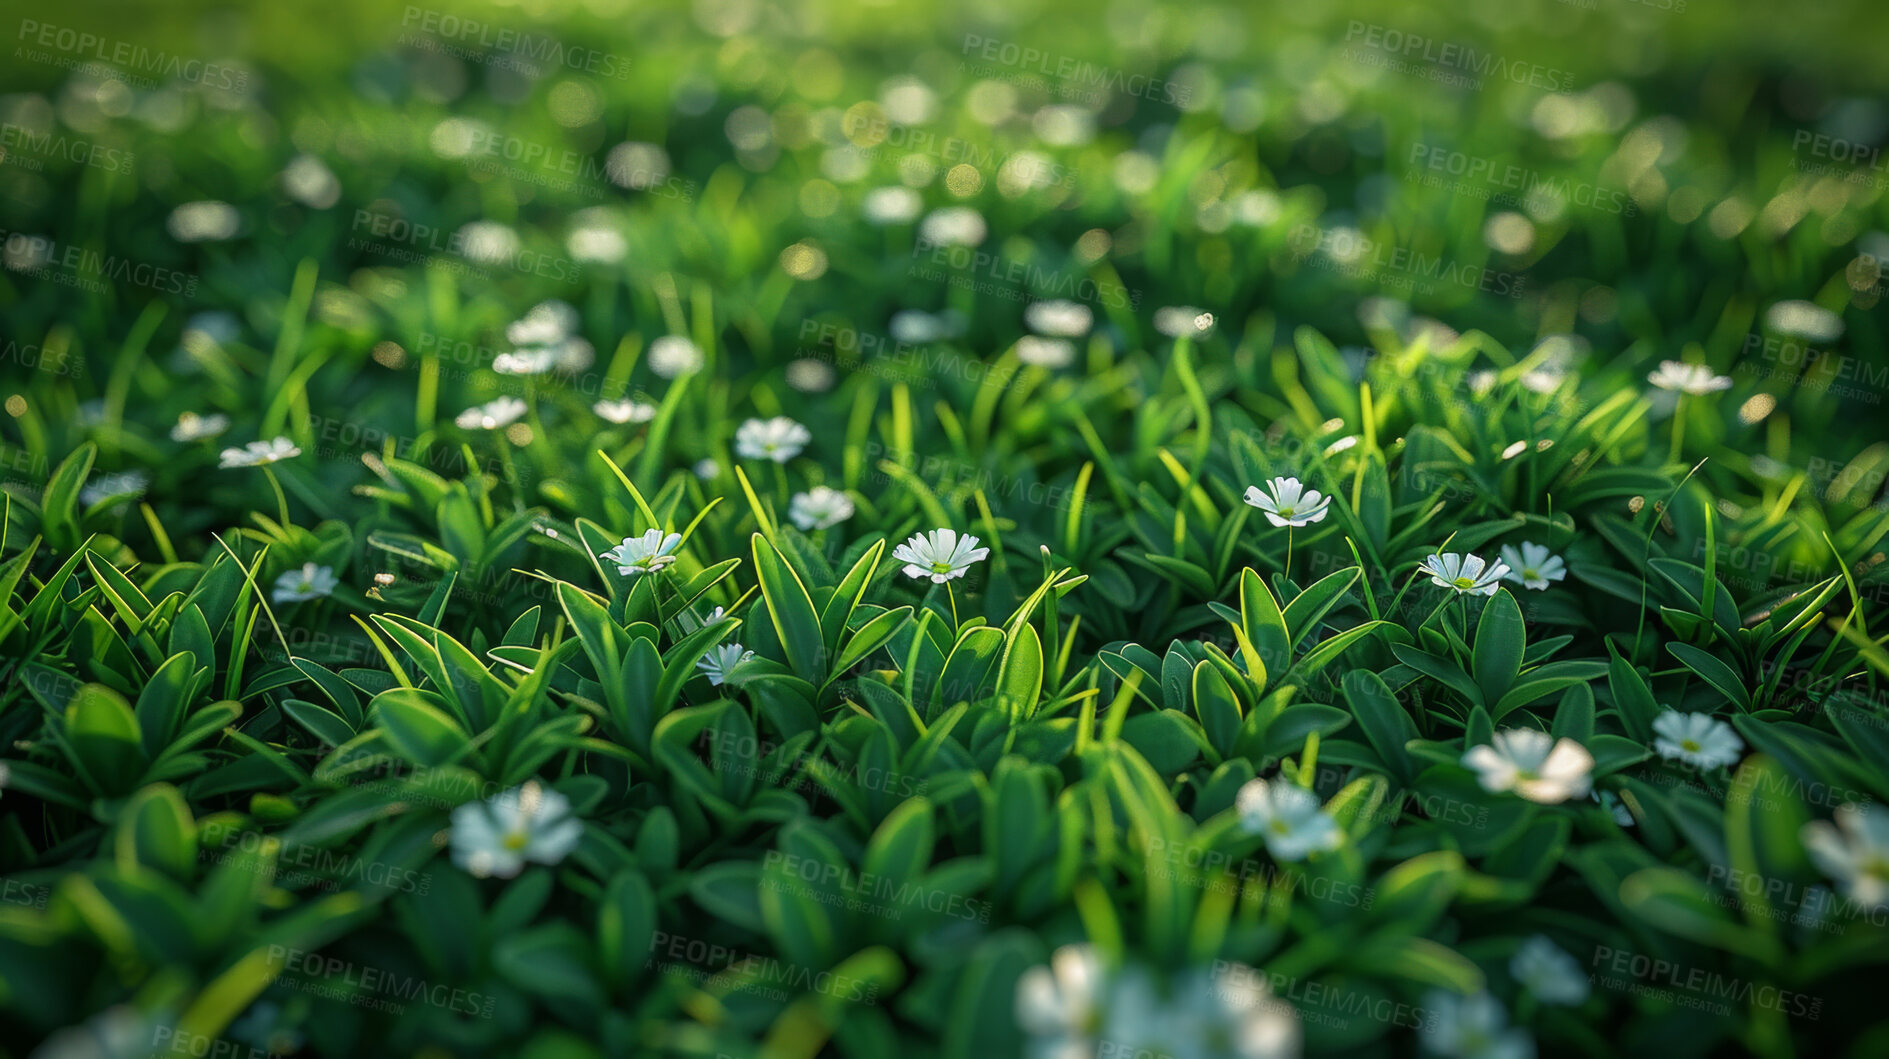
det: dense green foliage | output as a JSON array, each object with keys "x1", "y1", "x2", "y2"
[{"x1": 3, "y1": 1, "x2": 1889, "y2": 1057}]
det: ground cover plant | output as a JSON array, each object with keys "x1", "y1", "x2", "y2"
[{"x1": 3, "y1": 0, "x2": 1889, "y2": 1056}]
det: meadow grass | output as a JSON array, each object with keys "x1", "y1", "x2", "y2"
[{"x1": 2, "y1": 1, "x2": 1888, "y2": 1056}]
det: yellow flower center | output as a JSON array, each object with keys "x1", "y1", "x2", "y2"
[
  {"x1": 1681, "y1": 739, "x2": 1701, "y2": 753},
  {"x1": 502, "y1": 831, "x2": 530, "y2": 851},
  {"x1": 1452, "y1": 576, "x2": 1476, "y2": 589}
]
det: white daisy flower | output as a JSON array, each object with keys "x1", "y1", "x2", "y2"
[
  {"x1": 1154, "y1": 305, "x2": 1215, "y2": 337},
  {"x1": 1801, "y1": 803, "x2": 1889, "y2": 910},
  {"x1": 449, "y1": 781, "x2": 583, "y2": 879},
  {"x1": 863, "y1": 186, "x2": 923, "y2": 225},
  {"x1": 1498, "y1": 542, "x2": 1566, "y2": 591},
  {"x1": 1420, "y1": 991, "x2": 1534, "y2": 1059},
  {"x1": 734, "y1": 416, "x2": 812, "y2": 462},
  {"x1": 1024, "y1": 299, "x2": 1093, "y2": 338},
  {"x1": 1243, "y1": 476, "x2": 1332, "y2": 528},
  {"x1": 1651, "y1": 709, "x2": 1744, "y2": 770},
  {"x1": 429, "y1": 116, "x2": 494, "y2": 159},
  {"x1": 919, "y1": 206, "x2": 987, "y2": 247},
  {"x1": 1234, "y1": 189, "x2": 1283, "y2": 226},
  {"x1": 272, "y1": 562, "x2": 338, "y2": 605},
  {"x1": 605, "y1": 141, "x2": 672, "y2": 190},
  {"x1": 1236, "y1": 777, "x2": 1343, "y2": 861},
  {"x1": 786, "y1": 358, "x2": 836, "y2": 392},
  {"x1": 568, "y1": 224, "x2": 628, "y2": 264},
  {"x1": 1016, "y1": 335, "x2": 1077, "y2": 368},
  {"x1": 167, "y1": 200, "x2": 240, "y2": 242},
  {"x1": 648, "y1": 335, "x2": 705, "y2": 378},
  {"x1": 696, "y1": 643, "x2": 755, "y2": 686},
  {"x1": 281, "y1": 154, "x2": 340, "y2": 209},
  {"x1": 506, "y1": 301, "x2": 581, "y2": 346},
  {"x1": 1034, "y1": 104, "x2": 1096, "y2": 147},
  {"x1": 601, "y1": 529, "x2": 682, "y2": 577},
  {"x1": 789, "y1": 486, "x2": 854, "y2": 531},
  {"x1": 1100, "y1": 963, "x2": 1299, "y2": 1059},
  {"x1": 80, "y1": 470, "x2": 149, "y2": 507},
  {"x1": 1419, "y1": 552, "x2": 1512, "y2": 596},
  {"x1": 457, "y1": 220, "x2": 521, "y2": 265},
  {"x1": 889, "y1": 309, "x2": 964, "y2": 344},
  {"x1": 567, "y1": 209, "x2": 628, "y2": 263},
  {"x1": 1764, "y1": 299, "x2": 1844, "y2": 343},
  {"x1": 496, "y1": 302, "x2": 592, "y2": 375},
  {"x1": 1205, "y1": 963, "x2": 1301, "y2": 1059},
  {"x1": 1016, "y1": 944, "x2": 1105, "y2": 1058},
  {"x1": 1463, "y1": 729, "x2": 1593, "y2": 804},
  {"x1": 491, "y1": 348, "x2": 560, "y2": 375},
  {"x1": 171, "y1": 411, "x2": 231, "y2": 442},
  {"x1": 694, "y1": 458, "x2": 720, "y2": 480},
  {"x1": 594, "y1": 398, "x2": 658, "y2": 424},
  {"x1": 1647, "y1": 360, "x2": 1732, "y2": 395},
  {"x1": 1509, "y1": 936, "x2": 1589, "y2": 1006},
  {"x1": 219, "y1": 437, "x2": 301, "y2": 468},
  {"x1": 894, "y1": 528, "x2": 990, "y2": 583},
  {"x1": 881, "y1": 77, "x2": 939, "y2": 124},
  {"x1": 455, "y1": 397, "x2": 528, "y2": 430}
]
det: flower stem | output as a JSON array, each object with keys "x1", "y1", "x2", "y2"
[
  {"x1": 261, "y1": 466, "x2": 290, "y2": 527},
  {"x1": 495, "y1": 442, "x2": 523, "y2": 507},
  {"x1": 1420, "y1": 593, "x2": 1453, "y2": 638},
  {"x1": 1285, "y1": 525, "x2": 1295, "y2": 585},
  {"x1": 946, "y1": 581, "x2": 960, "y2": 631},
  {"x1": 1669, "y1": 395, "x2": 1686, "y2": 464},
  {"x1": 1456, "y1": 595, "x2": 1473, "y2": 662}
]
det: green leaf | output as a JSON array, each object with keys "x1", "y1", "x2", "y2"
[
  {"x1": 996, "y1": 623, "x2": 1044, "y2": 721},
  {"x1": 753, "y1": 533, "x2": 827, "y2": 682},
  {"x1": 1121, "y1": 710, "x2": 1203, "y2": 773},
  {"x1": 283, "y1": 698, "x2": 356, "y2": 750},
  {"x1": 133, "y1": 652, "x2": 200, "y2": 751},
  {"x1": 65, "y1": 683, "x2": 146, "y2": 794},
  {"x1": 1240, "y1": 567, "x2": 1291, "y2": 680},
  {"x1": 828, "y1": 606, "x2": 913, "y2": 684},
  {"x1": 493, "y1": 923, "x2": 607, "y2": 1007},
  {"x1": 1606, "y1": 649, "x2": 1661, "y2": 743},
  {"x1": 39, "y1": 442, "x2": 96, "y2": 553},
  {"x1": 114, "y1": 783, "x2": 197, "y2": 879},
  {"x1": 1471, "y1": 589, "x2": 1525, "y2": 705},
  {"x1": 1281, "y1": 565, "x2": 1360, "y2": 647},
  {"x1": 599, "y1": 870, "x2": 658, "y2": 988},
  {"x1": 1192, "y1": 661, "x2": 1243, "y2": 759},
  {"x1": 863, "y1": 797, "x2": 935, "y2": 888},
  {"x1": 820, "y1": 539, "x2": 884, "y2": 652},
  {"x1": 1286, "y1": 621, "x2": 1390, "y2": 683},
  {"x1": 1667, "y1": 642, "x2": 1752, "y2": 711},
  {"x1": 1343, "y1": 670, "x2": 1417, "y2": 784},
  {"x1": 370, "y1": 688, "x2": 469, "y2": 767}
]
